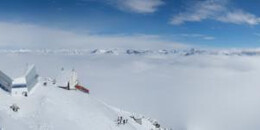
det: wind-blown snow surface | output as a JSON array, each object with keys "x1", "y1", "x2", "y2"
[
  {"x1": 0, "y1": 78, "x2": 162, "y2": 130},
  {"x1": 1, "y1": 49, "x2": 260, "y2": 130}
]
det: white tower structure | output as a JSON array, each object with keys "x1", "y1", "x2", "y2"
[
  {"x1": 56, "y1": 68, "x2": 79, "y2": 90},
  {"x1": 68, "y1": 70, "x2": 78, "y2": 90}
]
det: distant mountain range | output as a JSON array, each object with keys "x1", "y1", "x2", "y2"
[{"x1": 1, "y1": 48, "x2": 260, "y2": 56}]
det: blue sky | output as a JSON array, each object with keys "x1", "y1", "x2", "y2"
[{"x1": 0, "y1": 0, "x2": 260, "y2": 49}]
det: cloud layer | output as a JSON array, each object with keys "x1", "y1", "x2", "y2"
[
  {"x1": 0, "y1": 22, "x2": 186, "y2": 49},
  {"x1": 112, "y1": 0, "x2": 164, "y2": 13},
  {"x1": 171, "y1": 0, "x2": 260, "y2": 25},
  {"x1": 180, "y1": 33, "x2": 216, "y2": 40}
]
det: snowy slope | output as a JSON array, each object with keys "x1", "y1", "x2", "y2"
[{"x1": 0, "y1": 78, "x2": 167, "y2": 130}]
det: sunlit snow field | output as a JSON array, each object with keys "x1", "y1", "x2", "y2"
[{"x1": 1, "y1": 52, "x2": 260, "y2": 130}]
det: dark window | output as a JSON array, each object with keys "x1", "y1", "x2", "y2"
[{"x1": 12, "y1": 84, "x2": 27, "y2": 88}]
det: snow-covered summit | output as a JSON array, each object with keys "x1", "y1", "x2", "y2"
[{"x1": 0, "y1": 77, "x2": 169, "y2": 130}]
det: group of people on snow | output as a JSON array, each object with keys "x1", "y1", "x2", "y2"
[{"x1": 116, "y1": 116, "x2": 128, "y2": 125}]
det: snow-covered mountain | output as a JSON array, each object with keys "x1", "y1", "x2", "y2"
[
  {"x1": 2, "y1": 48, "x2": 260, "y2": 56},
  {"x1": 0, "y1": 77, "x2": 169, "y2": 130}
]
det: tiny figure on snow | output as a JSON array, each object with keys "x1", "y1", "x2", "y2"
[
  {"x1": 120, "y1": 116, "x2": 123, "y2": 123},
  {"x1": 153, "y1": 121, "x2": 160, "y2": 128},
  {"x1": 22, "y1": 91, "x2": 28, "y2": 97},
  {"x1": 117, "y1": 116, "x2": 120, "y2": 122},
  {"x1": 10, "y1": 104, "x2": 20, "y2": 112},
  {"x1": 43, "y1": 82, "x2": 47, "y2": 86},
  {"x1": 52, "y1": 79, "x2": 56, "y2": 85}
]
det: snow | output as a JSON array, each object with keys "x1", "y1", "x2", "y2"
[
  {"x1": 0, "y1": 77, "x2": 166, "y2": 130},
  {"x1": 1, "y1": 49, "x2": 260, "y2": 130},
  {"x1": 12, "y1": 77, "x2": 26, "y2": 85}
]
